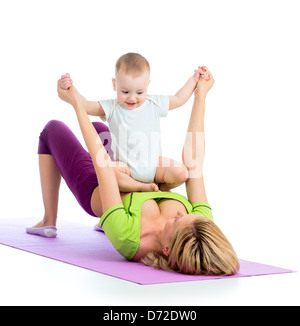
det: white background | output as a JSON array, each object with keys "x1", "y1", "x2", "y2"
[{"x1": 0, "y1": 0, "x2": 299, "y2": 306}]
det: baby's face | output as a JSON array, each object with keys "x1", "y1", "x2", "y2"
[{"x1": 113, "y1": 70, "x2": 150, "y2": 110}]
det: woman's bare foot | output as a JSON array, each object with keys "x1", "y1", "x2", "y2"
[
  {"x1": 31, "y1": 217, "x2": 56, "y2": 228},
  {"x1": 94, "y1": 223, "x2": 104, "y2": 232},
  {"x1": 26, "y1": 218, "x2": 57, "y2": 237}
]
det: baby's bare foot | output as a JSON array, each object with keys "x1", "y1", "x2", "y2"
[
  {"x1": 139, "y1": 183, "x2": 159, "y2": 192},
  {"x1": 157, "y1": 183, "x2": 172, "y2": 192}
]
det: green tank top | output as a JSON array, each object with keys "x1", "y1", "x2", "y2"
[{"x1": 100, "y1": 191, "x2": 213, "y2": 260}]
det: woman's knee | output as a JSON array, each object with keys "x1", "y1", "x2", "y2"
[
  {"x1": 39, "y1": 120, "x2": 65, "y2": 154},
  {"x1": 38, "y1": 120, "x2": 78, "y2": 156},
  {"x1": 92, "y1": 121, "x2": 110, "y2": 134},
  {"x1": 92, "y1": 122, "x2": 114, "y2": 161},
  {"x1": 44, "y1": 119, "x2": 63, "y2": 128},
  {"x1": 43, "y1": 120, "x2": 66, "y2": 133}
]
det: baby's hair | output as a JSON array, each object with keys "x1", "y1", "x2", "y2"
[{"x1": 115, "y1": 52, "x2": 150, "y2": 77}]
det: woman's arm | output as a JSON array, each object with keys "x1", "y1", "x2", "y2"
[
  {"x1": 182, "y1": 71, "x2": 214, "y2": 204},
  {"x1": 59, "y1": 73, "x2": 106, "y2": 117},
  {"x1": 169, "y1": 67, "x2": 210, "y2": 110},
  {"x1": 57, "y1": 82, "x2": 122, "y2": 212}
]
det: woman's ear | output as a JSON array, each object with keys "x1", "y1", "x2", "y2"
[
  {"x1": 162, "y1": 245, "x2": 170, "y2": 257},
  {"x1": 112, "y1": 78, "x2": 116, "y2": 91}
]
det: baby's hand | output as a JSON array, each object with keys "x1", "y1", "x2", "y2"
[
  {"x1": 194, "y1": 66, "x2": 210, "y2": 82},
  {"x1": 59, "y1": 73, "x2": 73, "y2": 90}
]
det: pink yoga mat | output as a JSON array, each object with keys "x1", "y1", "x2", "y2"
[{"x1": 0, "y1": 218, "x2": 294, "y2": 284}]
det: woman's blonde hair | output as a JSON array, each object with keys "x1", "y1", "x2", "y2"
[{"x1": 142, "y1": 216, "x2": 240, "y2": 275}]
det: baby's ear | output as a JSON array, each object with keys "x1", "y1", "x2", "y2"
[{"x1": 112, "y1": 78, "x2": 116, "y2": 91}]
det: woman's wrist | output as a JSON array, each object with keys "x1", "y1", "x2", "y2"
[
  {"x1": 194, "y1": 89, "x2": 207, "y2": 101},
  {"x1": 72, "y1": 97, "x2": 84, "y2": 112}
]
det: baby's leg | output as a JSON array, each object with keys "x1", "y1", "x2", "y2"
[
  {"x1": 112, "y1": 161, "x2": 159, "y2": 192},
  {"x1": 154, "y1": 156, "x2": 189, "y2": 191}
]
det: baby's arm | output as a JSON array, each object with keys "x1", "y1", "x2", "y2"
[
  {"x1": 59, "y1": 73, "x2": 105, "y2": 117},
  {"x1": 85, "y1": 100, "x2": 105, "y2": 117},
  {"x1": 169, "y1": 66, "x2": 210, "y2": 110}
]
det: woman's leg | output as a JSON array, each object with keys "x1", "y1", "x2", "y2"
[
  {"x1": 28, "y1": 120, "x2": 107, "y2": 235},
  {"x1": 32, "y1": 155, "x2": 61, "y2": 227}
]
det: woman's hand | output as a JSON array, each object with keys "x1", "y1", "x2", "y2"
[
  {"x1": 57, "y1": 76, "x2": 80, "y2": 108},
  {"x1": 59, "y1": 73, "x2": 73, "y2": 90},
  {"x1": 194, "y1": 66, "x2": 210, "y2": 82},
  {"x1": 195, "y1": 68, "x2": 215, "y2": 97}
]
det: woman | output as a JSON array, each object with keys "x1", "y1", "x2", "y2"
[{"x1": 27, "y1": 70, "x2": 239, "y2": 275}]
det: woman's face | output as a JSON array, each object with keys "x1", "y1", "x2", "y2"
[{"x1": 161, "y1": 211, "x2": 199, "y2": 256}]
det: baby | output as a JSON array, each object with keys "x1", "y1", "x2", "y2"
[{"x1": 59, "y1": 53, "x2": 210, "y2": 192}]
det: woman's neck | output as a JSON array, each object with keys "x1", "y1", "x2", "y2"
[{"x1": 140, "y1": 212, "x2": 166, "y2": 254}]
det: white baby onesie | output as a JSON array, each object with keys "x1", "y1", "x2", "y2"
[{"x1": 99, "y1": 95, "x2": 169, "y2": 183}]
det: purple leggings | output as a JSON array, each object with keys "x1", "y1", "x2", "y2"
[{"x1": 38, "y1": 120, "x2": 114, "y2": 217}]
